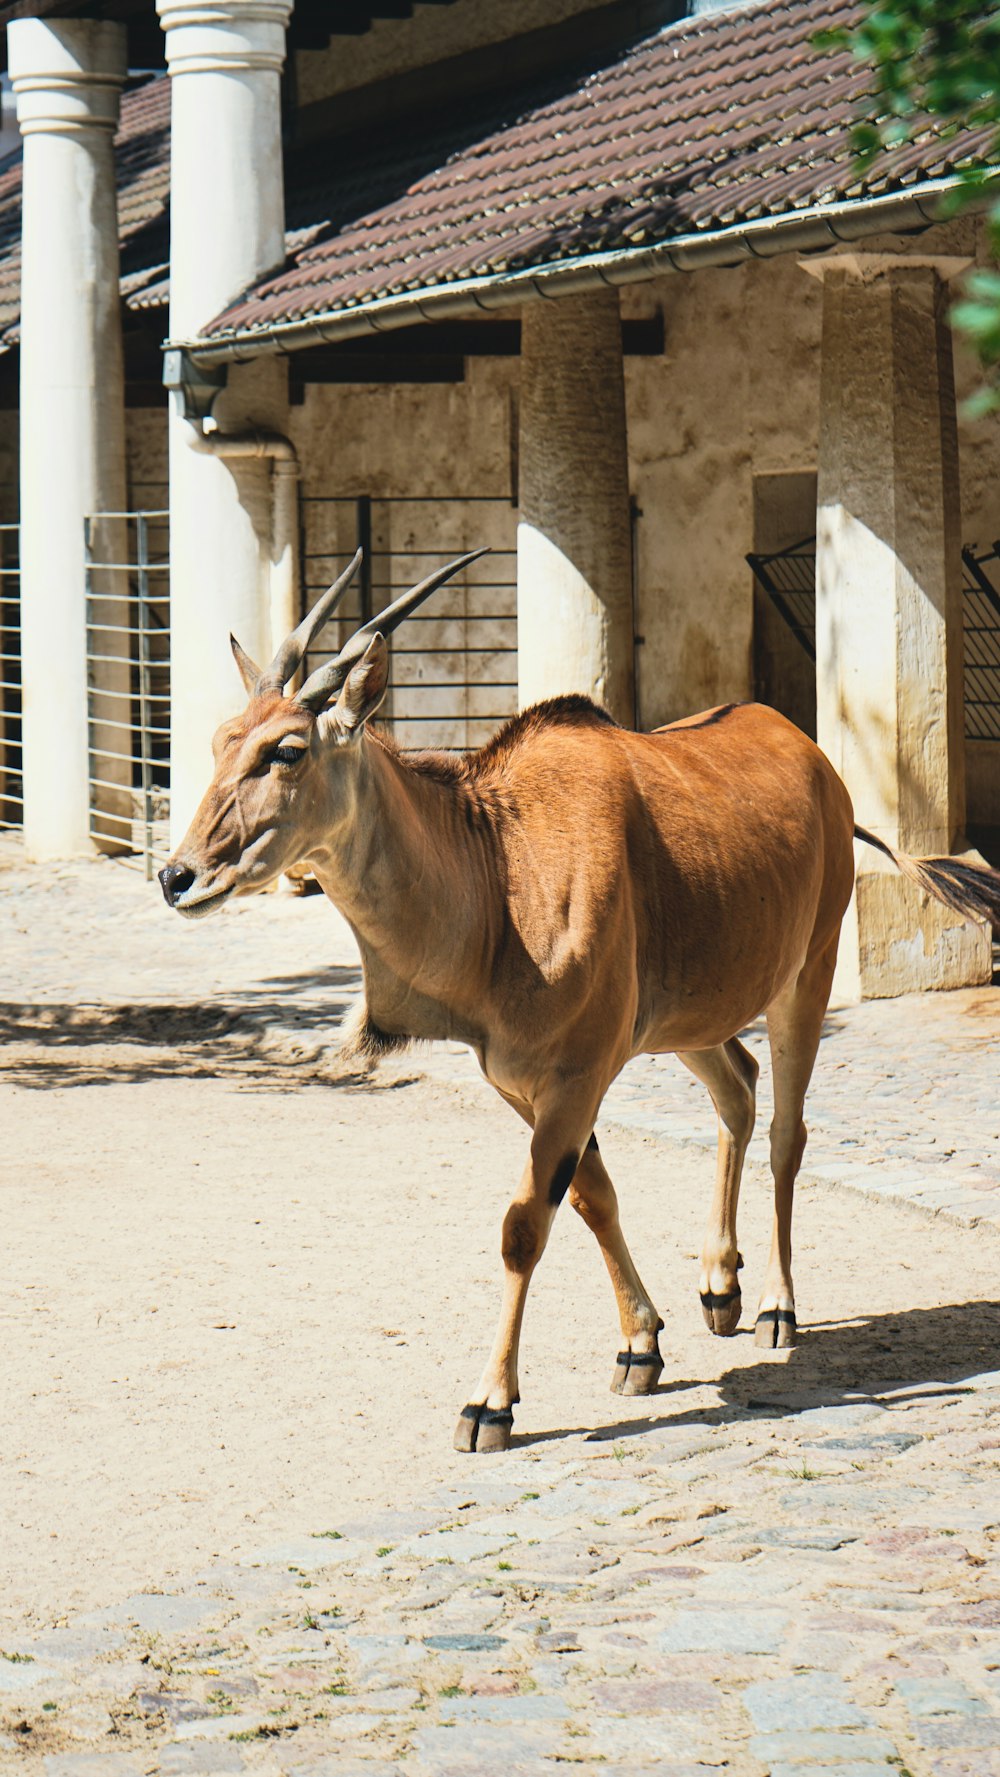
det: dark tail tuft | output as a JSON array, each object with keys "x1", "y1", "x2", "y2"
[{"x1": 854, "y1": 824, "x2": 1000, "y2": 935}]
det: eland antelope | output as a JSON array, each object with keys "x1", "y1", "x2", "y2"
[{"x1": 160, "y1": 550, "x2": 1000, "y2": 1452}]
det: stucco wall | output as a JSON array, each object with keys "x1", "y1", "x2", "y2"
[
  {"x1": 117, "y1": 218, "x2": 1000, "y2": 825},
  {"x1": 288, "y1": 358, "x2": 518, "y2": 749},
  {"x1": 125, "y1": 408, "x2": 168, "y2": 507},
  {"x1": 623, "y1": 253, "x2": 823, "y2": 731}
]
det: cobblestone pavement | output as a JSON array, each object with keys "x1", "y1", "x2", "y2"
[
  {"x1": 3, "y1": 1367, "x2": 1000, "y2": 1777},
  {"x1": 3, "y1": 837, "x2": 1000, "y2": 1776}
]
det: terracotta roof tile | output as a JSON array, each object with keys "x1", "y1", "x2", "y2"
[
  {"x1": 200, "y1": 0, "x2": 995, "y2": 345},
  {"x1": 0, "y1": 0, "x2": 993, "y2": 358}
]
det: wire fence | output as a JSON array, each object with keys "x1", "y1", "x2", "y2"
[
  {"x1": 85, "y1": 509, "x2": 171, "y2": 878},
  {"x1": 0, "y1": 522, "x2": 21, "y2": 830},
  {"x1": 300, "y1": 494, "x2": 518, "y2": 752},
  {"x1": 748, "y1": 537, "x2": 1000, "y2": 742}
]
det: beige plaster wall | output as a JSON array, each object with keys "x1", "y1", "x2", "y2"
[
  {"x1": 288, "y1": 358, "x2": 518, "y2": 749},
  {"x1": 125, "y1": 408, "x2": 168, "y2": 506},
  {"x1": 623, "y1": 254, "x2": 822, "y2": 731},
  {"x1": 622, "y1": 217, "x2": 1000, "y2": 844},
  {"x1": 118, "y1": 216, "x2": 1000, "y2": 818}
]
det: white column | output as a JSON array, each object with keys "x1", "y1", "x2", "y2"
[
  {"x1": 813, "y1": 255, "x2": 990, "y2": 997},
  {"x1": 517, "y1": 290, "x2": 635, "y2": 726},
  {"x1": 157, "y1": 0, "x2": 293, "y2": 843},
  {"x1": 9, "y1": 19, "x2": 128, "y2": 859}
]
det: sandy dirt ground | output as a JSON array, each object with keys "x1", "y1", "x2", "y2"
[{"x1": 4, "y1": 1040, "x2": 1000, "y2": 1641}]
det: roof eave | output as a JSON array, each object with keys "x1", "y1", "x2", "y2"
[{"x1": 174, "y1": 177, "x2": 989, "y2": 368}]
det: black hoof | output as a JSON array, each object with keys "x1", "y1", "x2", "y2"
[
  {"x1": 453, "y1": 1403, "x2": 514, "y2": 1453},
  {"x1": 610, "y1": 1344, "x2": 664, "y2": 1396},
  {"x1": 700, "y1": 1288, "x2": 742, "y2": 1336},
  {"x1": 754, "y1": 1307, "x2": 797, "y2": 1350}
]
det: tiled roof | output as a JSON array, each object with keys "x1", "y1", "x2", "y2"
[
  {"x1": 0, "y1": 2, "x2": 993, "y2": 359},
  {"x1": 199, "y1": 0, "x2": 995, "y2": 349},
  {"x1": 0, "y1": 71, "x2": 169, "y2": 350}
]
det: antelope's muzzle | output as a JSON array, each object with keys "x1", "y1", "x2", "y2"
[{"x1": 159, "y1": 863, "x2": 195, "y2": 907}]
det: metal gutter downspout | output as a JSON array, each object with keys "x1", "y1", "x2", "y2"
[
  {"x1": 187, "y1": 420, "x2": 300, "y2": 665},
  {"x1": 175, "y1": 175, "x2": 996, "y2": 368}
]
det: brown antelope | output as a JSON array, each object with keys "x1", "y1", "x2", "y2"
[{"x1": 160, "y1": 551, "x2": 1000, "y2": 1453}]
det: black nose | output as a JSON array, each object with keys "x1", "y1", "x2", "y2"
[{"x1": 158, "y1": 863, "x2": 195, "y2": 907}]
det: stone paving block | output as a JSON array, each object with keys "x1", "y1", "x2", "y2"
[
  {"x1": 929, "y1": 1603, "x2": 1000, "y2": 1628},
  {"x1": 29, "y1": 1628, "x2": 126, "y2": 1662},
  {"x1": 393, "y1": 1529, "x2": 511, "y2": 1564},
  {"x1": 894, "y1": 1678, "x2": 985, "y2": 1717},
  {"x1": 169, "y1": 1715, "x2": 262, "y2": 1742},
  {"x1": 809, "y1": 1432, "x2": 923, "y2": 1453},
  {"x1": 791, "y1": 1404, "x2": 886, "y2": 1428},
  {"x1": 590, "y1": 1678, "x2": 721, "y2": 1712},
  {"x1": 93, "y1": 1594, "x2": 219, "y2": 1635},
  {"x1": 918, "y1": 1718, "x2": 1000, "y2": 1748},
  {"x1": 336, "y1": 1509, "x2": 444, "y2": 1540},
  {"x1": 583, "y1": 1714, "x2": 704, "y2": 1762},
  {"x1": 247, "y1": 1536, "x2": 360, "y2": 1572},
  {"x1": 42, "y1": 1758, "x2": 147, "y2": 1777},
  {"x1": 157, "y1": 1748, "x2": 246, "y2": 1775},
  {"x1": 658, "y1": 1609, "x2": 787, "y2": 1654},
  {"x1": 285, "y1": 1763, "x2": 406, "y2": 1777},
  {"x1": 422, "y1": 1634, "x2": 506, "y2": 1653},
  {"x1": 443, "y1": 1693, "x2": 569, "y2": 1721},
  {"x1": 0, "y1": 1658, "x2": 61, "y2": 1691},
  {"x1": 766, "y1": 1767, "x2": 894, "y2": 1777},
  {"x1": 344, "y1": 1633, "x2": 425, "y2": 1676},
  {"x1": 742, "y1": 1674, "x2": 873, "y2": 1730},
  {"x1": 749, "y1": 1730, "x2": 899, "y2": 1763},
  {"x1": 925, "y1": 1755, "x2": 1000, "y2": 1777},
  {"x1": 412, "y1": 1721, "x2": 564, "y2": 1770},
  {"x1": 752, "y1": 1527, "x2": 860, "y2": 1550}
]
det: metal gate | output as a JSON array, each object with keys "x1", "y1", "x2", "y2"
[
  {"x1": 300, "y1": 494, "x2": 518, "y2": 751},
  {"x1": 85, "y1": 508, "x2": 171, "y2": 877},
  {"x1": 0, "y1": 521, "x2": 21, "y2": 831},
  {"x1": 747, "y1": 537, "x2": 1000, "y2": 742}
]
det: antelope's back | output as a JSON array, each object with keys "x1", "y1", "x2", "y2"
[{"x1": 495, "y1": 699, "x2": 855, "y2": 1045}]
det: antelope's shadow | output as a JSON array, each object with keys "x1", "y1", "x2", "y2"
[{"x1": 516, "y1": 1298, "x2": 1000, "y2": 1448}]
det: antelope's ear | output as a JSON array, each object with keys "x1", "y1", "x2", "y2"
[
  {"x1": 231, "y1": 633, "x2": 261, "y2": 697},
  {"x1": 325, "y1": 634, "x2": 389, "y2": 738}
]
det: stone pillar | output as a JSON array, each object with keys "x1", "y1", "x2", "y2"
[
  {"x1": 9, "y1": 19, "x2": 128, "y2": 859},
  {"x1": 517, "y1": 290, "x2": 635, "y2": 725},
  {"x1": 157, "y1": 0, "x2": 293, "y2": 844},
  {"x1": 813, "y1": 255, "x2": 990, "y2": 997}
]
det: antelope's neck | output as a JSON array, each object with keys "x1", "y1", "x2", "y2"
[{"x1": 308, "y1": 734, "x2": 501, "y2": 1042}]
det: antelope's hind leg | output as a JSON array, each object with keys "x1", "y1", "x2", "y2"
[
  {"x1": 569, "y1": 1136, "x2": 665, "y2": 1396},
  {"x1": 756, "y1": 936, "x2": 838, "y2": 1349},
  {"x1": 677, "y1": 1039, "x2": 758, "y2": 1336},
  {"x1": 454, "y1": 1088, "x2": 601, "y2": 1454}
]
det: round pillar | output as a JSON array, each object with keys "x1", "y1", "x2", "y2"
[
  {"x1": 156, "y1": 0, "x2": 293, "y2": 844},
  {"x1": 9, "y1": 19, "x2": 128, "y2": 859},
  {"x1": 517, "y1": 290, "x2": 635, "y2": 725}
]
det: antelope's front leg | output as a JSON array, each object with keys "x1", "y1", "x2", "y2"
[
  {"x1": 454, "y1": 1108, "x2": 592, "y2": 1454},
  {"x1": 569, "y1": 1137, "x2": 664, "y2": 1396}
]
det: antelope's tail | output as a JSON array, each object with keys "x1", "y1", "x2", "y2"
[{"x1": 854, "y1": 824, "x2": 1000, "y2": 935}]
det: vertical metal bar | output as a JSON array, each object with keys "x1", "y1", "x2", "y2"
[
  {"x1": 83, "y1": 515, "x2": 96, "y2": 844},
  {"x1": 136, "y1": 512, "x2": 154, "y2": 881},
  {"x1": 630, "y1": 496, "x2": 642, "y2": 730},
  {"x1": 357, "y1": 493, "x2": 373, "y2": 626}
]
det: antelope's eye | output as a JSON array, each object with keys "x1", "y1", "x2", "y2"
[{"x1": 271, "y1": 738, "x2": 307, "y2": 767}]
